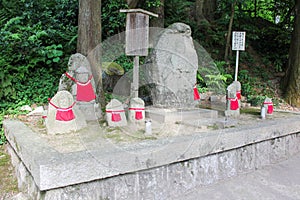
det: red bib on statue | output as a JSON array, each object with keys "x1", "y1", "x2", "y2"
[
  {"x1": 236, "y1": 90, "x2": 241, "y2": 100},
  {"x1": 229, "y1": 98, "x2": 239, "y2": 110},
  {"x1": 49, "y1": 101, "x2": 76, "y2": 121},
  {"x1": 106, "y1": 110, "x2": 124, "y2": 122},
  {"x1": 111, "y1": 112, "x2": 121, "y2": 122},
  {"x1": 135, "y1": 111, "x2": 143, "y2": 120},
  {"x1": 129, "y1": 108, "x2": 144, "y2": 120},
  {"x1": 76, "y1": 80, "x2": 96, "y2": 102},
  {"x1": 56, "y1": 108, "x2": 75, "y2": 121},
  {"x1": 193, "y1": 86, "x2": 200, "y2": 100},
  {"x1": 65, "y1": 72, "x2": 96, "y2": 102},
  {"x1": 264, "y1": 102, "x2": 273, "y2": 114}
]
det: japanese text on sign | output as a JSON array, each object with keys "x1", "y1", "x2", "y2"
[{"x1": 232, "y1": 31, "x2": 246, "y2": 51}]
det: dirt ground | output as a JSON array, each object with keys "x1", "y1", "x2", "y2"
[{"x1": 0, "y1": 145, "x2": 18, "y2": 200}]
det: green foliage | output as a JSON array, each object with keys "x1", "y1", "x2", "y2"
[
  {"x1": 114, "y1": 55, "x2": 133, "y2": 72},
  {"x1": 0, "y1": 0, "x2": 77, "y2": 144},
  {"x1": 247, "y1": 95, "x2": 266, "y2": 106},
  {"x1": 0, "y1": 0, "x2": 77, "y2": 103},
  {"x1": 16, "y1": 68, "x2": 61, "y2": 104},
  {"x1": 238, "y1": 70, "x2": 254, "y2": 97},
  {"x1": 197, "y1": 61, "x2": 232, "y2": 94},
  {"x1": 144, "y1": 0, "x2": 162, "y2": 8},
  {"x1": 164, "y1": 0, "x2": 194, "y2": 27},
  {"x1": 102, "y1": 0, "x2": 128, "y2": 39},
  {"x1": 0, "y1": 18, "x2": 65, "y2": 101}
]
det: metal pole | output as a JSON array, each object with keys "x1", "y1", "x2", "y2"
[
  {"x1": 234, "y1": 50, "x2": 239, "y2": 81},
  {"x1": 133, "y1": 56, "x2": 139, "y2": 98}
]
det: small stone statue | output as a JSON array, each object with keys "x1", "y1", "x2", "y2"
[
  {"x1": 225, "y1": 81, "x2": 241, "y2": 117},
  {"x1": 45, "y1": 90, "x2": 87, "y2": 134},
  {"x1": 106, "y1": 99, "x2": 127, "y2": 127},
  {"x1": 128, "y1": 98, "x2": 145, "y2": 122}
]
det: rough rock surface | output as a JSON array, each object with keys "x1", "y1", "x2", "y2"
[{"x1": 145, "y1": 23, "x2": 198, "y2": 108}]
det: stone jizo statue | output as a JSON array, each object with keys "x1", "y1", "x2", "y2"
[{"x1": 45, "y1": 90, "x2": 87, "y2": 134}]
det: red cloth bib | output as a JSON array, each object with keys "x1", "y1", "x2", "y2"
[
  {"x1": 264, "y1": 102, "x2": 273, "y2": 114},
  {"x1": 236, "y1": 90, "x2": 241, "y2": 100},
  {"x1": 65, "y1": 72, "x2": 96, "y2": 102},
  {"x1": 193, "y1": 86, "x2": 200, "y2": 100},
  {"x1": 129, "y1": 108, "x2": 145, "y2": 120},
  {"x1": 106, "y1": 110, "x2": 125, "y2": 122},
  {"x1": 228, "y1": 97, "x2": 239, "y2": 110},
  {"x1": 76, "y1": 80, "x2": 96, "y2": 102},
  {"x1": 49, "y1": 101, "x2": 75, "y2": 121},
  {"x1": 111, "y1": 112, "x2": 121, "y2": 122}
]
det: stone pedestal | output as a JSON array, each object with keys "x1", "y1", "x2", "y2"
[{"x1": 3, "y1": 114, "x2": 300, "y2": 199}]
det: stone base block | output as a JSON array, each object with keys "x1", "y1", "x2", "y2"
[{"x1": 145, "y1": 107, "x2": 218, "y2": 123}]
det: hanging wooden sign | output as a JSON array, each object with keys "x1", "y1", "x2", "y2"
[{"x1": 120, "y1": 9, "x2": 158, "y2": 56}]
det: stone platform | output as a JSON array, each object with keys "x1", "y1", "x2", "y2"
[
  {"x1": 145, "y1": 107, "x2": 218, "y2": 123},
  {"x1": 3, "y1": 112, "x2": 300, "y2": 199}
]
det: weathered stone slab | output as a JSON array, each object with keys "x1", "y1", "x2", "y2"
[
  {"x1": 3, "y1": 114, "x2": 300, "y2": 195},
  {"x1": 236, "y1": 145, "x2": 255, "y2": 173},
  {"x1": 218, "y1": 150, "x2": 237, "y2": 180},
  {"x1": 145, "y1": 107, "x2": 218, "y2": 123}
]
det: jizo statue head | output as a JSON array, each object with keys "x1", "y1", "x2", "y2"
[{"x1": 75, "y1": 66, "x2": 89, "y2": 83}]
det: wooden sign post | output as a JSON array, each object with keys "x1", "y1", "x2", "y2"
[
  {"x1": 232, "y1": 31, "x2": 246, "y2": 81},
  {"x1": 120, "y1": 9, "x2": 158, "y2": 98}
]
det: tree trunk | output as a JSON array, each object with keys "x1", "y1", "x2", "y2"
[
  {"x1": 77, "y1": 0, "x2": 105, "y2": 106},
  {"x1": 284, "y1": 0, "x2": 300, "y2": 106},
  {"x1": 195, "y1": 0, "x2": 216, "y2": 24},
  {"x1": 195, "y1": 0, "x2": 207, "y2": 24},
  {"x1": 203, "y1": 0, "x2": 216, "y2": 21},
  {"x1": 224, "y1": 1, "x2": 236, "y2": 62},
  {"x1": 127, "y1": 0, "x2": 140, "y2": 8}
]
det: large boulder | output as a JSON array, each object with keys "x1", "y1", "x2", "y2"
[{"x1": 144, "y1": 23, "x2": 198, "y2": 108}]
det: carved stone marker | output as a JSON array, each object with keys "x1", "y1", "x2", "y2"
[
  {"x1": 128, "y1": 97, "x2": 145, "y2": 122},
  {"x1": 59, "y1": 53, "x2": 101, "y2": 121},
  {"x1": 45, "y1": 91, "x2": 87, "y2": 134},
  {"x1": 106, "y1": 99, "x2": 127, "y2": 127},
  {"x1": 225, "y1": 81, "x2": 241, "y2": 117},
  {"x1": 145, "y1": 23, "x2": 198, "y2": 108}
]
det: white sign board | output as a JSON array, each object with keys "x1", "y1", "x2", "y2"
[{"x1": 232, "y1": 31, "x2": 246, "y2": 51}]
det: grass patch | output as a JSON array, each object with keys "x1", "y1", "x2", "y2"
[
  {"x1": 0, "y1": 145, "x2": 18, "y2": 197},
  {"x1": 240, "y1": 107, "x2": 261, "y2": 115}
]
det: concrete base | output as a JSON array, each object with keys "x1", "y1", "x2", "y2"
[
  {"x1": 145, "y1": 107, "x2": 218, "y2": 123},
  {"x1": 3, "y1": 114, "x2": 300, "y2": 199}
]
